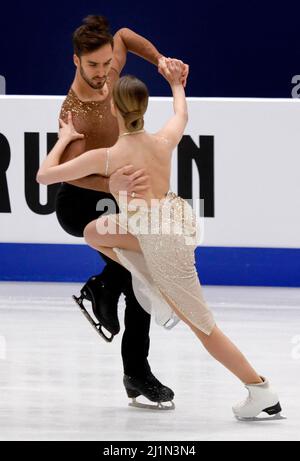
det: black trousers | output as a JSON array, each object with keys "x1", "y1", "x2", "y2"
[{"x1": 55, "y1": 182, "x2": 151, "y2": 377}]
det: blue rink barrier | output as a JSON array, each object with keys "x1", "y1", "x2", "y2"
[{"x1": 0, "y1": 243, "x2": 299, "y2": 287}]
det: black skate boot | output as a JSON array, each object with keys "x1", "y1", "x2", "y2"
[
  {"x1": 73, "y1": 274, "x2": 121, "y2": 342},
  {"x1": 124, "y1": 372, "x2": 175, "y2": 410}
]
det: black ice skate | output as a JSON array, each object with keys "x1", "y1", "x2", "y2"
[
  {"x1": 124, "y1": 373, "x2": 175, "y2": 410},
  {"x1": 73, "y1": 275, "x2": 121, "y2": 343}
]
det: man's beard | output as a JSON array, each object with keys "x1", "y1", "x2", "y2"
[{"x1": 80, "y1": 65, "x2": 107, "y2": 90}]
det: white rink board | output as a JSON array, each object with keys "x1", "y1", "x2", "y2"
[{"x1": 0, "y1": 96, "x2": 299, "y2": 248}]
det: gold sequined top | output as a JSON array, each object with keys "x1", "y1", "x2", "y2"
[
  {"x1": 59, "y1": 27, "x2": 163, "y2": 152},
  {"x1": 60, "y1": 68, "x2": 120, "y2": 151},
  {"x1": 58, "y1": 28, "x2": 162, "y2": 190}
]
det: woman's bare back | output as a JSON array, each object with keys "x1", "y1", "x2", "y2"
[{"x1": 108, "y1": 132, "x2": 173, "y2": 202}]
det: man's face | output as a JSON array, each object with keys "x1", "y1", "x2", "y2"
[{"x1": 75, "y1": 43, "x2": 113, "y2": 90}]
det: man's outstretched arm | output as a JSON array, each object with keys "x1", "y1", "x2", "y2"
[
  {"x1": 112, "y1": 28, "x2": 189, "y2": 86},
  {"x1": 111, "y1": 27, "x2": 163, "y2": 74}
]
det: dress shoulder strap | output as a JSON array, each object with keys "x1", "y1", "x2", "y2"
[{"x1": 105, "y1": 149, "x2": 110, "y2": 177}]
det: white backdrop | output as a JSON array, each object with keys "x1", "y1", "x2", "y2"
[{"x1": 0, "y1": 96, "x2": 300, "y2": 248}]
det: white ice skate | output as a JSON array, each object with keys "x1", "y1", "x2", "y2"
[{"x1": 232, "y1": 376, "x2": 286, "y2": 421}]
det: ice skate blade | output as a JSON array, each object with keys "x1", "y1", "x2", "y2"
[
  {"x1": 72, "y1": 295, "x2": 114, "y2": 343},
  {"x1": 235, "y1": 412, "x2": 286, "y2": 422},
  {"x1": 163, "y1": 317, "x2": 180, "y2": 330},
  {"x1": 129, "y1": 398, "x2": 175, "y2": 411}
]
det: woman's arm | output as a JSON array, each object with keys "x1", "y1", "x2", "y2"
[
  {"x1": 37, "y1": 147, "x2": 108, "y2": 185},
  {"x1": 36, "y1": 112, "x2": 108, "y2": 185},
  {"x1": 156, "y1": 59, "x2": 188, "y2": 148},
  {"x1": 57, "y1": 108, "x2": 110, "y2": 192},
  {"x1": 58, "y1": 140, "x2": 110, "y2": 192},
  {"x1": 67, "y1": 175, "x2": 110, "y2": 193}
]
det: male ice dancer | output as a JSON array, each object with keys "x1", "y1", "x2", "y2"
[{"x1": 55, "y1": 15, "x2": 188, "y2": 408}]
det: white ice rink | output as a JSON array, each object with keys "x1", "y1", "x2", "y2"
[{"x1": 0, "y1": 282, "x2": 299, "y2": 441}]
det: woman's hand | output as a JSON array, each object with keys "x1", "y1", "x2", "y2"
[
  {"x1": 181, "y1": 63, "x2": 189, "y2": 88},
  {"x1": 158, "y1": 57, "x2": 188, "y2": 86},
  {"x1": 58, "y1": 111, "x2": 85, "y2": 143}
]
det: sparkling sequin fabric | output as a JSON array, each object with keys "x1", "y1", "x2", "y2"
[
  {"x1": 113, "y1": 192, "x2": 215, "y2": 335},
  {"x1": 60, "y1": 70, "x2": 120, "y2": 150}
]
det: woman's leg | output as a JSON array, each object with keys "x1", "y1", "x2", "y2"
[
  {"x1": 83, "y1": 216, "x2": 142, "y2": 265},
  {"x1": 85, "y1": 216, "x2": 262, "y2": 385},
  {"x1": 160, "y1": 290, "x2": 262, "y2": 385},
  {"x1": 193, "y1": 325, "x2": 262, "y2": 384}
]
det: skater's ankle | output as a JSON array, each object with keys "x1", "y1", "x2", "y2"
[{"x1": 246, "y1": 376, "x2": 264, "y2": 385}]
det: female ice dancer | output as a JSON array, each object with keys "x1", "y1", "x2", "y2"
[{"x1": 37, "y1": 59, "x2": 284, "y2": 421}]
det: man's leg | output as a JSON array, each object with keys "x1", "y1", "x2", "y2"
[
  {"x1": 55, "y1": 183, "x2": 174, "y2": 406},
  {"x1": 121, "y1": 279, "x2": 175, "y2": 406},
  {"x1": 122, "y1": 280, "x2": 152, "y2": 378},
  {"x1": 55, "y1": 183, "x2": 123, "y2": 337}
]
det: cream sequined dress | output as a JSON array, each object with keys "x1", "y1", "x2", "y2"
[{"x1": 112, "y1": 190, "x2": 215, "y2": 336}]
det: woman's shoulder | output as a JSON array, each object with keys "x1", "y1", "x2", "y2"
[
  {"x1": 106, "y1": 141, "x2": 128, "y2": 164},
  {"x1": 151, "y1": 132, "x2": 173, "y2": 148}
]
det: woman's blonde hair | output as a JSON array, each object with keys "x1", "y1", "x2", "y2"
[{"x1": 113, "y1": 75, "x2": 149, "y2": 132}]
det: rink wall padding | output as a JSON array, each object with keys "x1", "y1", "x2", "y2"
[
  {"x1": 0, "y1": 243, "x2": 105, "y2": 283},
  {"x1": 0, "y1": 243, "x2": 299, "y2": 287},
  {"x1": 0, "y1": 96, "x2": 300, "y2": 286}
]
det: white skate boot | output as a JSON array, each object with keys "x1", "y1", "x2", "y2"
[{"x1": 232, "y1": 376, "x2": 286, "y2": 421}]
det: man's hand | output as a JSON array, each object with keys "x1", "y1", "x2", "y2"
[
  {"x1": 109, "y1": 165, "x2": 150, "y2": 199},
  {"x1": 158, "y1": 56, "x2": 189, "y2": 87},
  {"x1": 158, "y1": 58, "x2": 184, "y2": 86}
]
